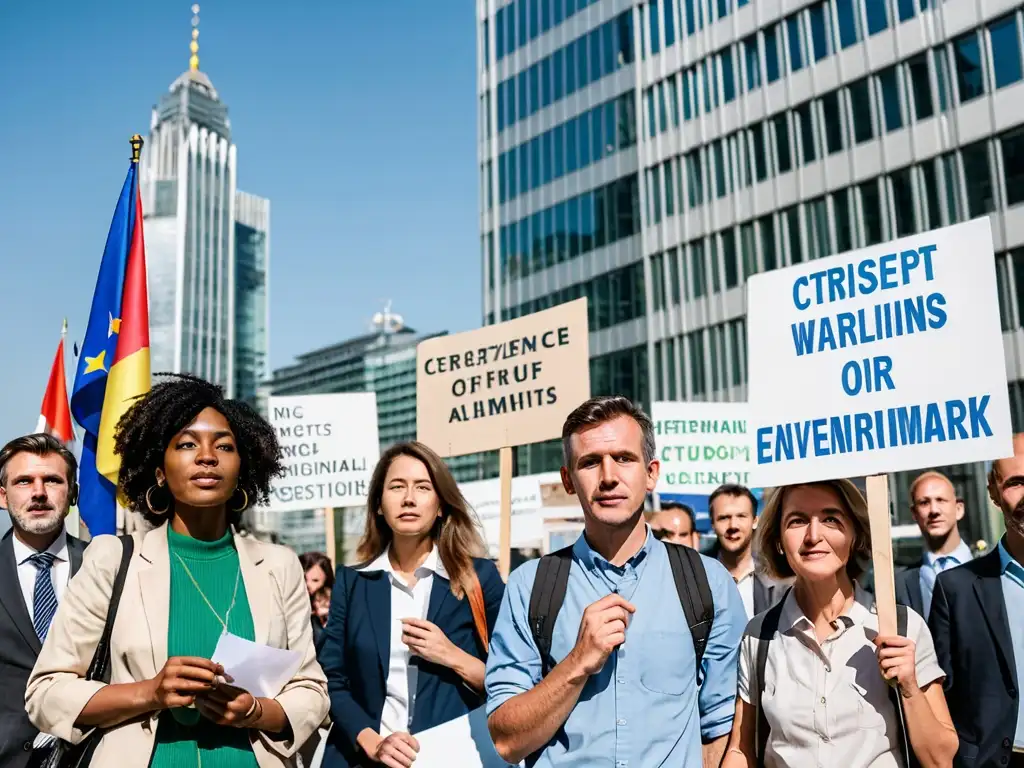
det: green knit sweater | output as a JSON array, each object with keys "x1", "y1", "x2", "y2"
[{"x1": 149, "y1": 528, "x2": 259, "y2": 768}]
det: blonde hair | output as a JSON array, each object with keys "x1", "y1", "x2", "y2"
[
  {"x1": 908, "y1": 470, "x2": 954, "y2": 507},
  {"x1": 756, "y1": 479, "x2": 871, "y2": 581}
]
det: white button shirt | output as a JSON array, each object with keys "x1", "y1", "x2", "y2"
[
  {"x1": 363, "y1": 547, "x2": 446, "y2": 737},
  {"x1": 738, "y1": 588, "x2": 944, "y2": 768},
  {"x1": 12, "y1": 529, "x2": 70, "y2": 623}
]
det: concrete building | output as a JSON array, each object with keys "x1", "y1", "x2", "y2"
[
  {"x1": 477, "y1": 0, "x2": 1024, "y2": 549},
  {"x1": 141, "y1": 8, "x2": 269, "y2": 408}
]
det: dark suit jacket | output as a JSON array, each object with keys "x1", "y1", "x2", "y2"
[
  {"x1": 895, "y1": 566, "x2": 925, "y2": 618},
  {"x1": 929, "y1": 551, "x2": 1019, "y2": 768},
  {"x1": 0, "y1": 529, "x2": 86, "y2": 768},
  {"x1": 319, "y1": 557, "x2": 505, "y2": 768}
]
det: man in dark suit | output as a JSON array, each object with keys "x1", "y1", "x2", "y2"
[
  {"x1": 708, "y1": 483, "x2": 787, "y2": 618},
  {"x1": 0, "y1": 434, "x2": 87, "y2": 768},
  {"x1": 930, "y1": 434, "x2": 1024, "y2": 768},
  {"x1": 896, "y1": 470, "x2": 973, "y2": 619}
]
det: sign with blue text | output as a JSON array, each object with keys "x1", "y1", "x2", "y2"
[
  {"x1": 653, "y1": 401, "x2": 752, "y2": 495},
  {"x1": 747, "y1": 217, "x2": 1012, "y2": 488}
]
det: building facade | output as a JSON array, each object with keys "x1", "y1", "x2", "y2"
[
  {"x1": 477, "y1": 0, "x2": 1024, "y2": 547},
  {"x1": 141, "y1": 46, "x2": 269, "y2": 407},
  {"x1": 259, "y1": 316, "x2": 485, "y2": 552}
]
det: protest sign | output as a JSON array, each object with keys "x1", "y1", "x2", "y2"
[
  {"x1": 653, "y1": 401, "x2": 751, "y2": 495},
  {"x1": 417, "y1": 299, "x2": 590, "y2": 576},
  {"x1": 747, "y1": 217, "x2": 1012, "y2": 632},
  {"x1": 267, "y1": 393, "x2": 380, "y2": 514}
]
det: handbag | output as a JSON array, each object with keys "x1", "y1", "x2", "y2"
[{"x1": 41, "y1": 535, "x2": 135, "y2": 768}]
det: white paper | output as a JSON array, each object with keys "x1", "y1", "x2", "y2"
[
  {"x1": 411, "y1": 707, "x2": 517, "y2": 768},
  {"x1": 210, "y1": 632, "x2": 303, "y2": 700}
]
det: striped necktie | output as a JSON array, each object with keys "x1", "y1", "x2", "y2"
[{"x1": 28, "y1": 552, "x2": 58, "y2": 642}]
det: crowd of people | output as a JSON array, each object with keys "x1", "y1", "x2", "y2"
[{"x1": 0, "y1": 374, "x2": 1020, "y2": 767}]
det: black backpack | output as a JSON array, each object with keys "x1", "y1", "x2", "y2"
[
  {"x1": 527, "y1": 541, "x2": 715, "y2": 682},
  {"x1": 754, "y1": 590, "x2": 917, "y2": 768}
]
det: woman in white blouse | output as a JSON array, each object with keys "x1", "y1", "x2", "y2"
[
  {"x1": 722, "y1": 479, "x2": 958, "y2": 768},
  {"x1": 318, "y1": 442, "x2": 504, "y2": 768}
]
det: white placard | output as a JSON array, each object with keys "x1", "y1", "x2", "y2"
[
  {"x1": 747, "y1": 218, "x2": 1012, "y2": 487},
  {"x1": 267, "y1": 393, "x2": 380, "y2": 513},
  {"x1": 653, "y1": 402, "x2": 751, "y2": 495},
  {"x1": 411, "y1": 707, "x2": 516, "y2": 767}
]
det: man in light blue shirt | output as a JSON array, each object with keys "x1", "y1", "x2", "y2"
[
  {"x1": 485, "y1": 396, "x2": 747, "y2": 767},
  {"x1": 895, "y1": 470, "x2": 973, "y2": 619}
]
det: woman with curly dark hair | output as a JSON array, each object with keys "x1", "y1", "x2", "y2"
[{"x1": 26, "y1": 374, "x2": 329, "y2": 768}]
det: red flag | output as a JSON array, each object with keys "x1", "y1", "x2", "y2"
[{"x1": 37, "y1": 322, "x2": 74, "y2": 444}]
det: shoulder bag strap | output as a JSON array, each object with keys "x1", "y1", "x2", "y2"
[
  {"x1": 887, "y1": 604, "x2": 919, "y2": 768},
  {"x1": 755, "y1": 586, "x2": 790, "y2": 768},
  {"x1": 467, "y1": 567, "x2": 489, "y2": 654},
  {"x1": 664, "y1": 542, "x2": 715, "y2": 685},
  {"x1": 527, "y1": 546, "x2": 573, "y2": 678},
  {"x1": 85, "y1": 535, "x2": 135, "y2": 684}
]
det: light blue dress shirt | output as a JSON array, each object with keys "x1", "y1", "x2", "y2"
[
  {"x1": 919, "y1": 539, "x2": 973, "y2": 619},
  {"x1": 997, "y1": 538, "x2": 1024, "y2": 750},
  {"x1": 485, "y1": 529, "x2": 746, "y2": 767}
]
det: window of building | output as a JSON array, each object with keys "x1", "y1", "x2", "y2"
[
  {"x1": 941, "y1": 153, "x2": 964, "y2": 224},
  {"x1": 834, "y1": 187, "x2": 854, "y2": 253},
  {"x1": 896, "y1": 0, "x2": 915, "y2": 23},
  {"x1": 849, "y1": 78, "x2": 875, "y2": 143},
  {"x1": 663, "y1": 0, "x2": 677, "y2": 48},
  {"x1": 710, "y1": 236, "x2": 722, "y2": 294},
  {"x1": 878, "y1": 66, "x2": 903, "y2": 132},
  {"x1": 1012, "y1": 249, "x2": 1024, "y2": 334},
  {"x1": 723, "y1": 229, "x2": 740, "y2": 288},
  {"x1": 906, "y1": 54, "x2": 934, "y2": 121},
  {"x1": 714, "y1": 141, "x2": 728, "y2": 198},
  {"x1": 1004, "y1": 127, "x2": 1024, "y2": 207},
  {"x1": 654, "y1": 341, "x2": 664, "y2": 399},
  {"x1": 954, "y1": 31, "x2": 985, "y2": 103},
  {"x1": 729, "y1": 319, "x2": 746, "y2": 386},
  {"x1": 765, "y1": 26, "x2": 782, "y2": 82},
  {"x1": 686, "y1": 150, "x2": 704, "y2": 208},
  {"x1": 689, "y1": 331, "x2": 706, "y2": 396},
  {"x1": 691, "y1": 240, "x2": 707, "y2": 297},
  {"x1": 962, "y1": 141, "x2": 995, "y2": 217},
  {"x1": 864, "y1": 0, "x2": 888, "y2": 36},
  {"x1": 835, "y1": 0, "x2": 860, "y2": 49},
  {"x1": 666, "y1": 337, "x2": 678, "y2": 399},
  {"x1": 787, "y1": 14, "x2": 805, "y2": 72},
  {"x1": 652, "y1": 252, "x2": 666, "y2": 310},
  {"x1": 650, "y1": 0, "x2": 662, "y2": 56},
  {"x1": 808, "y1": 197, "x2": 830, "y2": 260},
  {"x1": 760, "y1": 214, "x2": 777, "y2": 271},
  {"x1": 934, "y1": 46, "x2": 952, "y2": 113},
  {"x1": 669, "y1": 247, "x2": 682, "y2": 304},
  {"x1": 920, "y1": 160, "x2": 942, "y2": 228},
  {"x1": 808, "y1": 2, "x2": 830, "y2": 62},
  {"x1": 821, "y1": 92, "x2": 844, "y2": 154},
  {"x1": 796, "y1": 102, "x2": 817, "y2": 164},
  {"x1": 775, "y1": 113, "x2": 793, "y2": 173},
  {"x1": 861, "y1": 180, "x2": 884, "y2": 245},
  {"x1": 741, "y1": 222, "x2": 757, "y2": 279},
  {"x1": 709, "y1": 324, "x2": 722, "y2": 393},
  {"x1": 745, "y1": 35, "x2": 762, "y2": 91},
  {"x1": 722, "y1": 48, "x2": 737, "y2": 102},
  {"x1": 990, "y1": 15, "x2": 1024, "y2": 90},
  {"x1": 786, "y1": 206, "x2": 803, "y2": 264},
  {"x1": 891, "y1": 167, "x2": 916, "y2": 237},
  {"x1": 751, "y1": 122, "x2": 768, "y2": 181}
]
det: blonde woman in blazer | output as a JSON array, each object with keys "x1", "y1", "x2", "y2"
[{"x1": 26, "y1": 375, "x2": 328, "y2": 768}]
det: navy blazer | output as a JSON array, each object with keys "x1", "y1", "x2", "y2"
[{"x1": 319, "y1": 556, "x2": 504, "y2": 768}]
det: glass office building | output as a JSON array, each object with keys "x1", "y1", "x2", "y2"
[
  {"x1": 478, "y1": 0, "x2": 1024, "y2": 547},
  {"x1": 141, "y1": 61, "x2": 270, "y2": 406}
]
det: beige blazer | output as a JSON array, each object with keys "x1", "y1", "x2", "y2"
[{"x1": 25, "y1": 524, "x2": 329, "y2": 767}]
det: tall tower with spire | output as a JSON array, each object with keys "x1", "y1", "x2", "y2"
[{"x1": 140, "y1": 5, "x2": 269, "y2": 406}]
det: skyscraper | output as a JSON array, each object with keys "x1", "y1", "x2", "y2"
[
  {"x1": 141, "y1": 5, "x2": 268, "y2": 406},
  {"x1": 477, "y1": 0, "x2": 1024, "y2": 546}
]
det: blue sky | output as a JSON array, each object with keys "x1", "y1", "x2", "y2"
[{"x1": 0, "y1": 1, "x2": 480, "y2": 441}]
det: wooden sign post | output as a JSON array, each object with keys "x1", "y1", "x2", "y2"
[
  {"x1": 865, "y1": 474, "x2": 897, "y2": 636},
  {"x1": 324, "y1": 507, "x2": 337, "y2": 569},
  {"x1": 416, "y1": 299, "x2": 591, "y2": 580}
]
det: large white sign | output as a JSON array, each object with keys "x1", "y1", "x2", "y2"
[
  {"x1": 747, "y1": 218, "x2": 1012, "y2": 487},
  {"x1": 267, "y1": 393, "x2": 380, "y2": 513},
  {"x1": 653, "y1": 401, "x2": 751, "y2": 494}
]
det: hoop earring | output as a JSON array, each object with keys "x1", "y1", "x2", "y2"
[
  {"x1": 230, "y1": 487, "x2": 250, "y2": 513},
  {"x1": 146, "y1": 484, "x2": 170, "y2": 515}
]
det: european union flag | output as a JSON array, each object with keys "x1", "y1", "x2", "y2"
[{"x1": 70, "y1": 160, "x2": 139, "y2": 536}]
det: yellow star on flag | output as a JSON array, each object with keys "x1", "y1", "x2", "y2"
[
  {"x1": 108, "y1": 312, "x2": 121, "y2": 338},
  {"x1": 83, "y1": 350, "x2": 107, "y2": 374}
]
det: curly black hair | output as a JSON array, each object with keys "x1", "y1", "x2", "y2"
[{"x1": 113, "y1": 373, "x2": 284, "y2": 527}]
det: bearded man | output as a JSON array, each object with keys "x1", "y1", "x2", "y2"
[
  {"x1": 929, "y1": 433, "x2": 1024, "y2": 768},
  {"x1": 0, "y1": 434, "x2": 86, "y2": 768}
]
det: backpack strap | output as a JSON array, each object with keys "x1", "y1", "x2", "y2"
[
  {"x1": 887, "y1": 604, "x2": 918, "y2": 768},
  {"x1": 86, "y1": 534, "x2": 135, "y2": 684},
  {"x1": 664, "y1": 543, "x2": 715, "y2": 685},
  {"x1": 467, "y1": 567, "x2": 489, "y2": 653},
  {"x1": 528, "y1": 546, "x2": 574, "y2": 677},
  {"x1": 755, "y1": 586, "x2": 790, "y2": 767}
]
